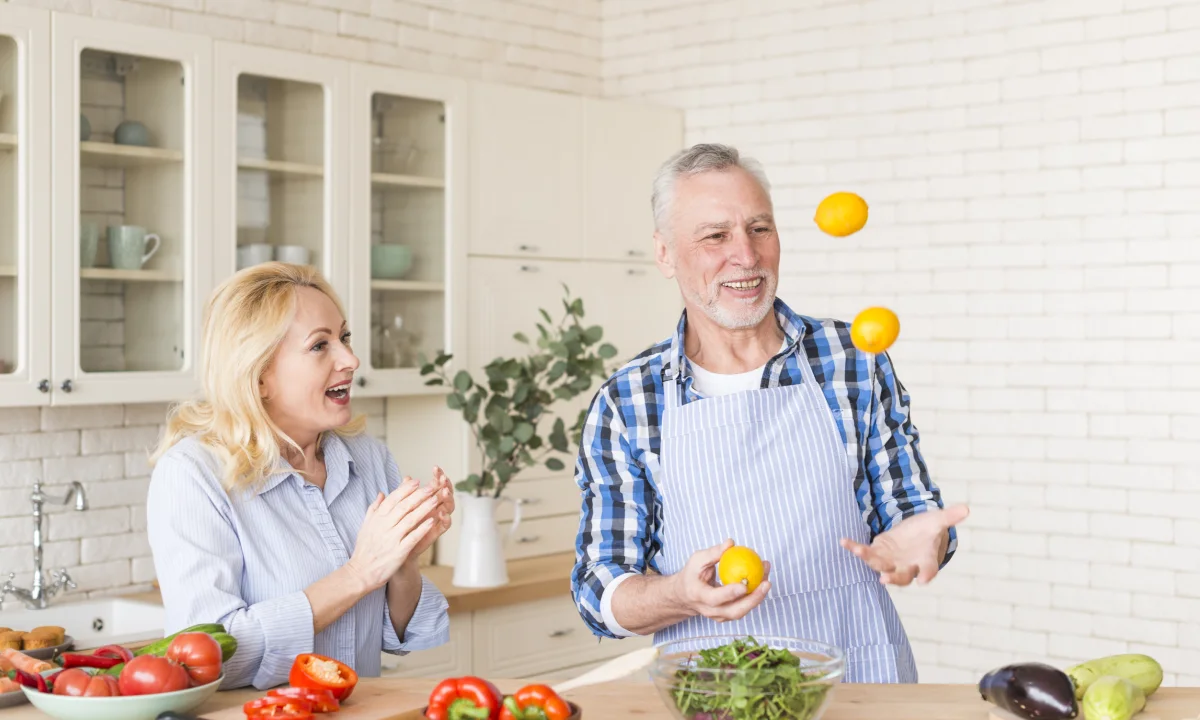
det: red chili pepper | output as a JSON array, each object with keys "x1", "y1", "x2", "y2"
[
  {"x1": 11, "y1": 668, "x2": 50, "y2": 693},
  {"x1": 94, "y1": 644, "x2": 135, "y2": 664},
  {"x1": 498, "y1": 685, "x2": 572, "y2": 720},
  {"x1": 426, "y1": 677, "x2": 504, "y2": 720},
  {"x1": 60, "y1": 652, "x2": 124, "y2": 670}
]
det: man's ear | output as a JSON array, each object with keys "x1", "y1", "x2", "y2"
[{"x1": 654, "y1": 230, "x2": 675, "y2": 280}]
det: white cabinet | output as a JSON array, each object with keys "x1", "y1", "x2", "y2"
[{"x1": 0, "y1": 5, "x2": 51, "y2": 407}]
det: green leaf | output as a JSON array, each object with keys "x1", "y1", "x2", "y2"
[
  {"x1": 499, "y1": 436, "x2": 516, "y2": 455},
  {"x1": 495, "y1": 461, "x2": 516, "y2": 484},
  {"x1": 513, "y1": 422, "x2": 534, "y2": 443},
  {"x1": 583, "y1": 326, "x2": 603, "y2": 344},
  {"x1": 539, "y1": 308, "x2": 552, "y2": 325},
  {"x1": 513, "y1": 331, "x2": 529, "y2": 344},
  {"x1": 549, "y1": 417, "x2": 568, "y2": 453},
  {"x1": 545, "y1": 458, "x2": 565, "y2": 472},
  {"x1": 460, "y1": 474, "x2": 482, "y2": 493},
  {"x1": 570, "y1": 298, "x2": 584, "y2": 316},
  {"x1": 453, "y1": 370, "x2": 473, "y2": 393},
  {"x1": 446, "y1": 394, "x2": 463, "y2": 410},
  {"x1": 547, "y1": 360, "x2": 567, "y2": 383},
  {"x1": 598, "y1": 343, "x2": 618, "y2": 359},
  {"x1": 435, "y1": 352, "x2": 453, "y2": 367},
  {"x1": 424, "y1": 378, "x2": 444, "y2": 386}
]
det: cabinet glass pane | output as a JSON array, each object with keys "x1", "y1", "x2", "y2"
[
  {"x1": 368, "y1": 92, "x2": 446, "y2": 371},
  {"x1": 78, "y1": 49, "x2": 185, "y2": 373},
  {"x1": 0, "y1": 36, "x2": 16, "y2": 376},
  {"x1": 236, "y1": 74, "x2": 324, "y2": 273}
]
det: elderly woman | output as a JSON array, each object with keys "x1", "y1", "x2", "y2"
[{"x1": 146, "y1": 262, "x2": 454, "y2": 691}]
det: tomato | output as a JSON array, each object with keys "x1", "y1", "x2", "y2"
[
  {"x1": 52, "y1": 669, "x2": 122, "y2": 697},
  {"x1": 268, "y1": 686, "x2": 340, "y2": 712},
  {"x1": 117, "y1": 654, "x2": 190, "y2": 696},
  {"x1": 244, "y1": 695, "x2": 315, "y2": 719},
  {"x1": 288, "y1": 654, "x2": 358, "y2": 702},
  {"x1": 166, "y1": 631, "x2": 224, "y2": 686}
]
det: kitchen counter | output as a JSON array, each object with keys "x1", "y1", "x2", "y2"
[{"x1": 6, "y1": 679, "x2": 1200, "y2": 719}]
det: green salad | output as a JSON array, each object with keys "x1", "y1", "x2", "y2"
[{"x1": 668, "y1": 637, "x2": 835, "y2": 720}]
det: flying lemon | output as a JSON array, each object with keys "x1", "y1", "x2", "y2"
[
  {"x1": 850, "y1": 306, "x2": 900, "y2": 354},
  {"x1": 814, "y1": 192, "x2": 869, "y2": 237},
  {"x1": 718, "y1": 545, "x2": 764, "y2": 593}
]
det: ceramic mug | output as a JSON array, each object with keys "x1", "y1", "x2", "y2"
[
  {"x1": 274, "y1": 245, "x2": 310, "y2": 266},
  {"x1": 107, "y1": 226, "x2": 160, "y2": 270},
  {"x1": 114, "y1": 120, "x2": 150, "y2": 147},
  {"x1": 79, "y1": 222, "x2": 100, "y2": 268},
  {"x1": 236, "y1": 243, "x2": 274, "y2": 270}
]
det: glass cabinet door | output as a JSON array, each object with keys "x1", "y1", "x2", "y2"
[
  {"x1": 51, "y1": 15, "x2": 211, "y2": 404},
  {"x1": 348, "y1": 67, "x2": 466, "y2": 396}
]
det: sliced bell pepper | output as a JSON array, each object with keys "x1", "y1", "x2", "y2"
[
  {"x1": 426, "y1": 676, "x2": 504, "y2": 720},
  {"x1": 288, "y1": 653, "x2": 358, "y2": 702},
  {"x1": 244, "y1": 695, "x2": 315, "y2": 719},
  {"x1": 498, "y1": 684, "x2": 572, "y2": 720},
  {"x1": 94, "y1": 644, "x2": 135, "y2": 664},
  {"x1": 268, "y1": 686, "x2": 341, "y2": 713}
]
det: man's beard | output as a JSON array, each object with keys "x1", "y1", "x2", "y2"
[{"x1": 684, "y1": 270, "x2": 778, "y2": 330}]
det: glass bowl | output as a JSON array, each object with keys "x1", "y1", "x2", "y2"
[{"x1": 648, "y1": 635, "x2": 845, "y2": 720}]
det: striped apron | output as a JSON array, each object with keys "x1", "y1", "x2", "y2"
[{"x1": 652, "y1": 349, "x2": 918, "y2": 683}]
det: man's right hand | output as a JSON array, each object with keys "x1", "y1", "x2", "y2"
[{"x1": 670, "y1": 538, "x2": 772, "y2": 623}]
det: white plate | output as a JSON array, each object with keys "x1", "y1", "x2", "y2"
[{"x1": 20, "y1": 674, "x2": 223, "y2": 720}]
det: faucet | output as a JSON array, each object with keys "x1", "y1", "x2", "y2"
[{"x1": 0, "y1": 481, "x2": 87, "y2": 610}]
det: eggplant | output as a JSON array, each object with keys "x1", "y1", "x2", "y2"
[{"x1": 979, "y1": 662, "x2": 1079, "y2": 719}]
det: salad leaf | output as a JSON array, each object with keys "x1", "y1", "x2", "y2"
[{"x1": 669, "y1": 637, "x2": 833, "y2": 720}]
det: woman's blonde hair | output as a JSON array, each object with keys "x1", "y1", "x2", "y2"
[{"x1": 151, "y1": 262, "x2": 366, "y2": 493}]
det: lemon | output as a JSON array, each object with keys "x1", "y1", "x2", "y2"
[
  {"x1": 850, "y1": 306, "x2": 900, "y2": 354},
  {"x1": 718, "y1": 545, "x2": 764, "y2": 593},
  {"x1": 814, "y1": 192, "x2": 869, "y2": 237}
]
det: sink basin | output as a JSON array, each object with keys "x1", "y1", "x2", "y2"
[{"x1": 0, "y1": 598, "x2": 166, "y2": 650}]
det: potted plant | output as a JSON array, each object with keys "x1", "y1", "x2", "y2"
[{"x1": 419, "y1": 285, "x2": 620, "y2": 587}]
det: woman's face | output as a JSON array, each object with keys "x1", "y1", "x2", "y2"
[{"x1": 260, "y1": 286, "x2": 360, "y2": 446}]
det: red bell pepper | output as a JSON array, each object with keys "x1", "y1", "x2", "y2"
[
  {"x1": 268, "y1": 686, "x2": 341, "y2": 713},
  {"x1": 244, "y1": 695, "x2": 315, "y2": 719},
  {"x1": 498, "y1": 685, "x2": 572, "y2": 720},
  {"x1": 288, "y1": 654, "x2": 358, "y2": 702},
  {"x1": 425, "y1": 676, "x2": 503, "y2": 720},
  {"x1": 94, "y1": 644, "x2": 135, "y2": 664}
]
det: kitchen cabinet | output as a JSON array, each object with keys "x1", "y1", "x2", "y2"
[{"x1": 0, "y1": 5, "x2": 51, "y2": 407}]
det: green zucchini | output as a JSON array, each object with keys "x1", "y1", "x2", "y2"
[{"x1": 101, "y1": 624, "x2": 237, "y2": 676}]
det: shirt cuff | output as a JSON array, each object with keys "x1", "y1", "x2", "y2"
[
  {"x1": 599, "y1": 572, "x2": 642, "y2": 638},
  {"x1": 384, "y1": 575, "x2": 450, "y2": 655},
  {"x1": 252, "y1": 591, "x2": 315, "y2": 690}
]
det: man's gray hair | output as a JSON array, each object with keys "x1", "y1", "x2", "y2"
[{"x1": 650, "y1": 143, "x2": 772, "y2": 235}]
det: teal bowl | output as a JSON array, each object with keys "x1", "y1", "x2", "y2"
[{"x1": 371, "y1": 244, "x2": 412, "y2": 279}]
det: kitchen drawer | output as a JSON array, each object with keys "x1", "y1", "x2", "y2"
[
  {"x1": 519, "y1": 656, "x2": 654, "y2": 684},
  {"x1": 472, "y1": 595, "x2": 653, "y2": 678},
  {"x1": 496, "y1": 477, "x2": 583, "y2": 522},
  {"x1": 499, "y1": 513, "x2": 580, "y2": 560},
  {"x1": 380, "y1": 613, "x2": 473, "y2": 678}
]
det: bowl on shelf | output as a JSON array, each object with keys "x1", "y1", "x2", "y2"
[
  {"x1": 20, "y1": 673, "x2": 224, "y2": 720},
  {"x1": 648, "y1": 635, "x2": 844, "y2": 720},
  {"x1": 371, "y1": 244, "x2": 412, "y2": 279}
]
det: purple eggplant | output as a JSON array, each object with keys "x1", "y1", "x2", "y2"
[{"x1": 979, "y1": 662, "x2": 1079, "y2": 719}]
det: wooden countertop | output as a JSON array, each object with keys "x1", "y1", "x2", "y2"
[
  {"x1": 6, "y1": 679, "x2": 1200, "y2": 719},
  {"x1": 128, "y1": 553, "x2": 575, "y2": 615}
]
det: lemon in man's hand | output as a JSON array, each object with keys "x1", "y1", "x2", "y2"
[{"x1": 718, "y1": 545, "x2": 765, "y2": 593}]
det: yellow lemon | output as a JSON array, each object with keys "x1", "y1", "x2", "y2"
[
  {"x1": 718, "y1": 545, "x2": 764, "y2": 593},
  {"x1": 850, "y1": 306, "x2": 900, "y2": 354},
  {"x1": 814, "y1": 192, "x2": 869, "y2": 237}
]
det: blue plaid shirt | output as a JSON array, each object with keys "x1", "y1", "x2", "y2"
[{"x1": 570, "y1": 297, "x2": 956, "y2": 639}]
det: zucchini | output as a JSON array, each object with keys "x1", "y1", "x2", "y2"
[
  {"x1": 1080, "y1": 675, "x2": 1146, "y2": 720},
  {"x1": 1066, "y1": 653, "x2": 1163, "y2": 701},
  {"x1": 101, "y1": 624, "x2": 237, "y2": 676}
]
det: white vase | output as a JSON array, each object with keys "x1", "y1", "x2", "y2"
[{"x1": 452, "y1": 492, "x2": 524, "y2": 588}]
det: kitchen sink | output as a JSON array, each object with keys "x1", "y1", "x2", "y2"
[{"x1": 0, "y1": 597, "x2": 166, "y2": 650}]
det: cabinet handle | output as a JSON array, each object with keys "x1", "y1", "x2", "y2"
[
  {"x1": 626, "y1": 269, "x2": 646, "y2": 276},
  {"x1": 519, "y1": 265, "x2": 539, "y2": 273},
  {"x1": 516, "y1": 535, "x2": 540, "y2": 544},
  {"x1": 60, "y1": 380, "x2": 73, "y2": 393},
  {"x1": 627, "y1": 250, "x2": 645, "y2": 257},
  {"x1": 37, "y1": 379, "x2": 50, "y2": 393},
  {"x1": 356, "y1": 377, "x2": 366, "y2": 387},
  {"x1": 549, "y1": 629, "x2": 573, "y2": 638},
  {"x1": 517, "y1": 244, "x2": 539, "y2": 253}
]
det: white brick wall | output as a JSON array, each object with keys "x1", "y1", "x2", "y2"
[{"x1": 604, "y1": 0, "x2": 1200, "y2": 687}]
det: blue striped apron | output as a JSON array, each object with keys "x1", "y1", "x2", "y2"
[{"x1": 652, "y1": 348, "x2": 918, "y2": 683}]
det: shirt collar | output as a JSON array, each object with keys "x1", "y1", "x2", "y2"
[
  {"x1": 259, "y1": 432, "x2": 356, "y2": 502},
  {"x1": 663, "y1": 296, "x2": 808, "y2": 384}
]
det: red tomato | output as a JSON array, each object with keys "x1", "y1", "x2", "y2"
[
  {"x1": 117, "y1": 654, "x2": 190, "y2": 696},
  {"x1": 54, "y1": 668, "x2": 122, "y2": 697},
  {"x1": 166, "y1": 632, "x2": 224, "y2": 686},
  {"x1": 267, "y1": 686, "x2": 340, "y2": 712},
  {"x1": 244, "y1": 695, "x2": 315, "y2": 718}
]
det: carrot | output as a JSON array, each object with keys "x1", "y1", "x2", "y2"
[
  {"x1": 0, "y1": 648, "x2": 54, "y2": 674},
  {"x1": 0, "y1": 676, "x2": 19, "y2": 694},
  {"x1": 0, "y1": 654, "x2": 12, "y2": 673}
]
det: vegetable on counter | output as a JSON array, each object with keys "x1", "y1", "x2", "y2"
[
  {"x1": 978, "y1": 662, "x2": 1079, "y2": 719},
  {"x1": 289, "y1": 653, "x2": 359, "y2": 702},
  {"x1": 499, "y1": 684, "x2": 572, "y2": 720},
  {"x1": 1080, "y1": 675, "x2": 1146, "y2": 720},
  {"x1": 425, "y1": 676, "x2": 504, "y2": 720},
  {"x1": 244, "y1": 695, "x2": 316, "y2": 719},
  {"x1": 268, "y1": 686, "x2": 341, "y2": 713},
  {"x1": 52, "y1": 668, "x2": 121, "y2": 697},
  {"x1": 668, "y1": 637, "x2": 834, "y2": 720},
  {"x1": 1065, "y1": 654, "x2": 1163, "y2": 702}
]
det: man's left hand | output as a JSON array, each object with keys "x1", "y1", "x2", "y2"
[{"x1": 839, "y1": 504, "x2": 970, "y2": 586}]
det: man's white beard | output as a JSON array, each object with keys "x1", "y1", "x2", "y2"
[{"x1": 685, "y1": 270, "x2": 778, "y2": 330}]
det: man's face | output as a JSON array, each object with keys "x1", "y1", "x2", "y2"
[{"x1": 655, "y1": 167, "x2": 780, "y2": 330}]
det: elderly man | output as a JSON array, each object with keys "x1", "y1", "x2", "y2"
[{"x1": 570, "y1": 143, "x2": 969, "y2": 683}]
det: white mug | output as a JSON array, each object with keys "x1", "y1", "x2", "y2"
[
  {"x1": 275, "y1": 245, "x2": 310, "y2": 266},
  {"x1": 236, "y1": 243, "x2": 273, "y2": 270}
]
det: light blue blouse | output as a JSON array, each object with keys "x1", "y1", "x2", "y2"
[{"x1": 145, "y1": 431, "x2": 450, "y2": 690}]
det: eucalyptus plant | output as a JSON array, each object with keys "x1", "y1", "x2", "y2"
[{"x1": 419, "y1": 284, "x2": 620, "y2": 498}]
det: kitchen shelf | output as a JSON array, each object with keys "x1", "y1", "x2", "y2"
[
  {"x1": 370, "y1": 280, "x2": 445, "y2": 292},
  {"x1": 80, "y1": 141, "x2": 183, "y2": 167},
  {"x1": 0, "y1": 265, "x2": 15, "y2": 277},
  {"x1": 238, "y1": 157, "x2": 323, "y2": 177},
  {"x1": 0, "y1": 133, "x2": 16, "y2": 150},
  {"x1": 80, "y1": 268, "x2": 182, "y2": 282},
  {"x1": 371, "y1": 172, "x2": 444, "y2": 189}
]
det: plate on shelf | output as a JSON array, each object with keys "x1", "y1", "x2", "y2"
[{"x1": 21, "y1": 634, "x2": 75, "y2": 660}]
